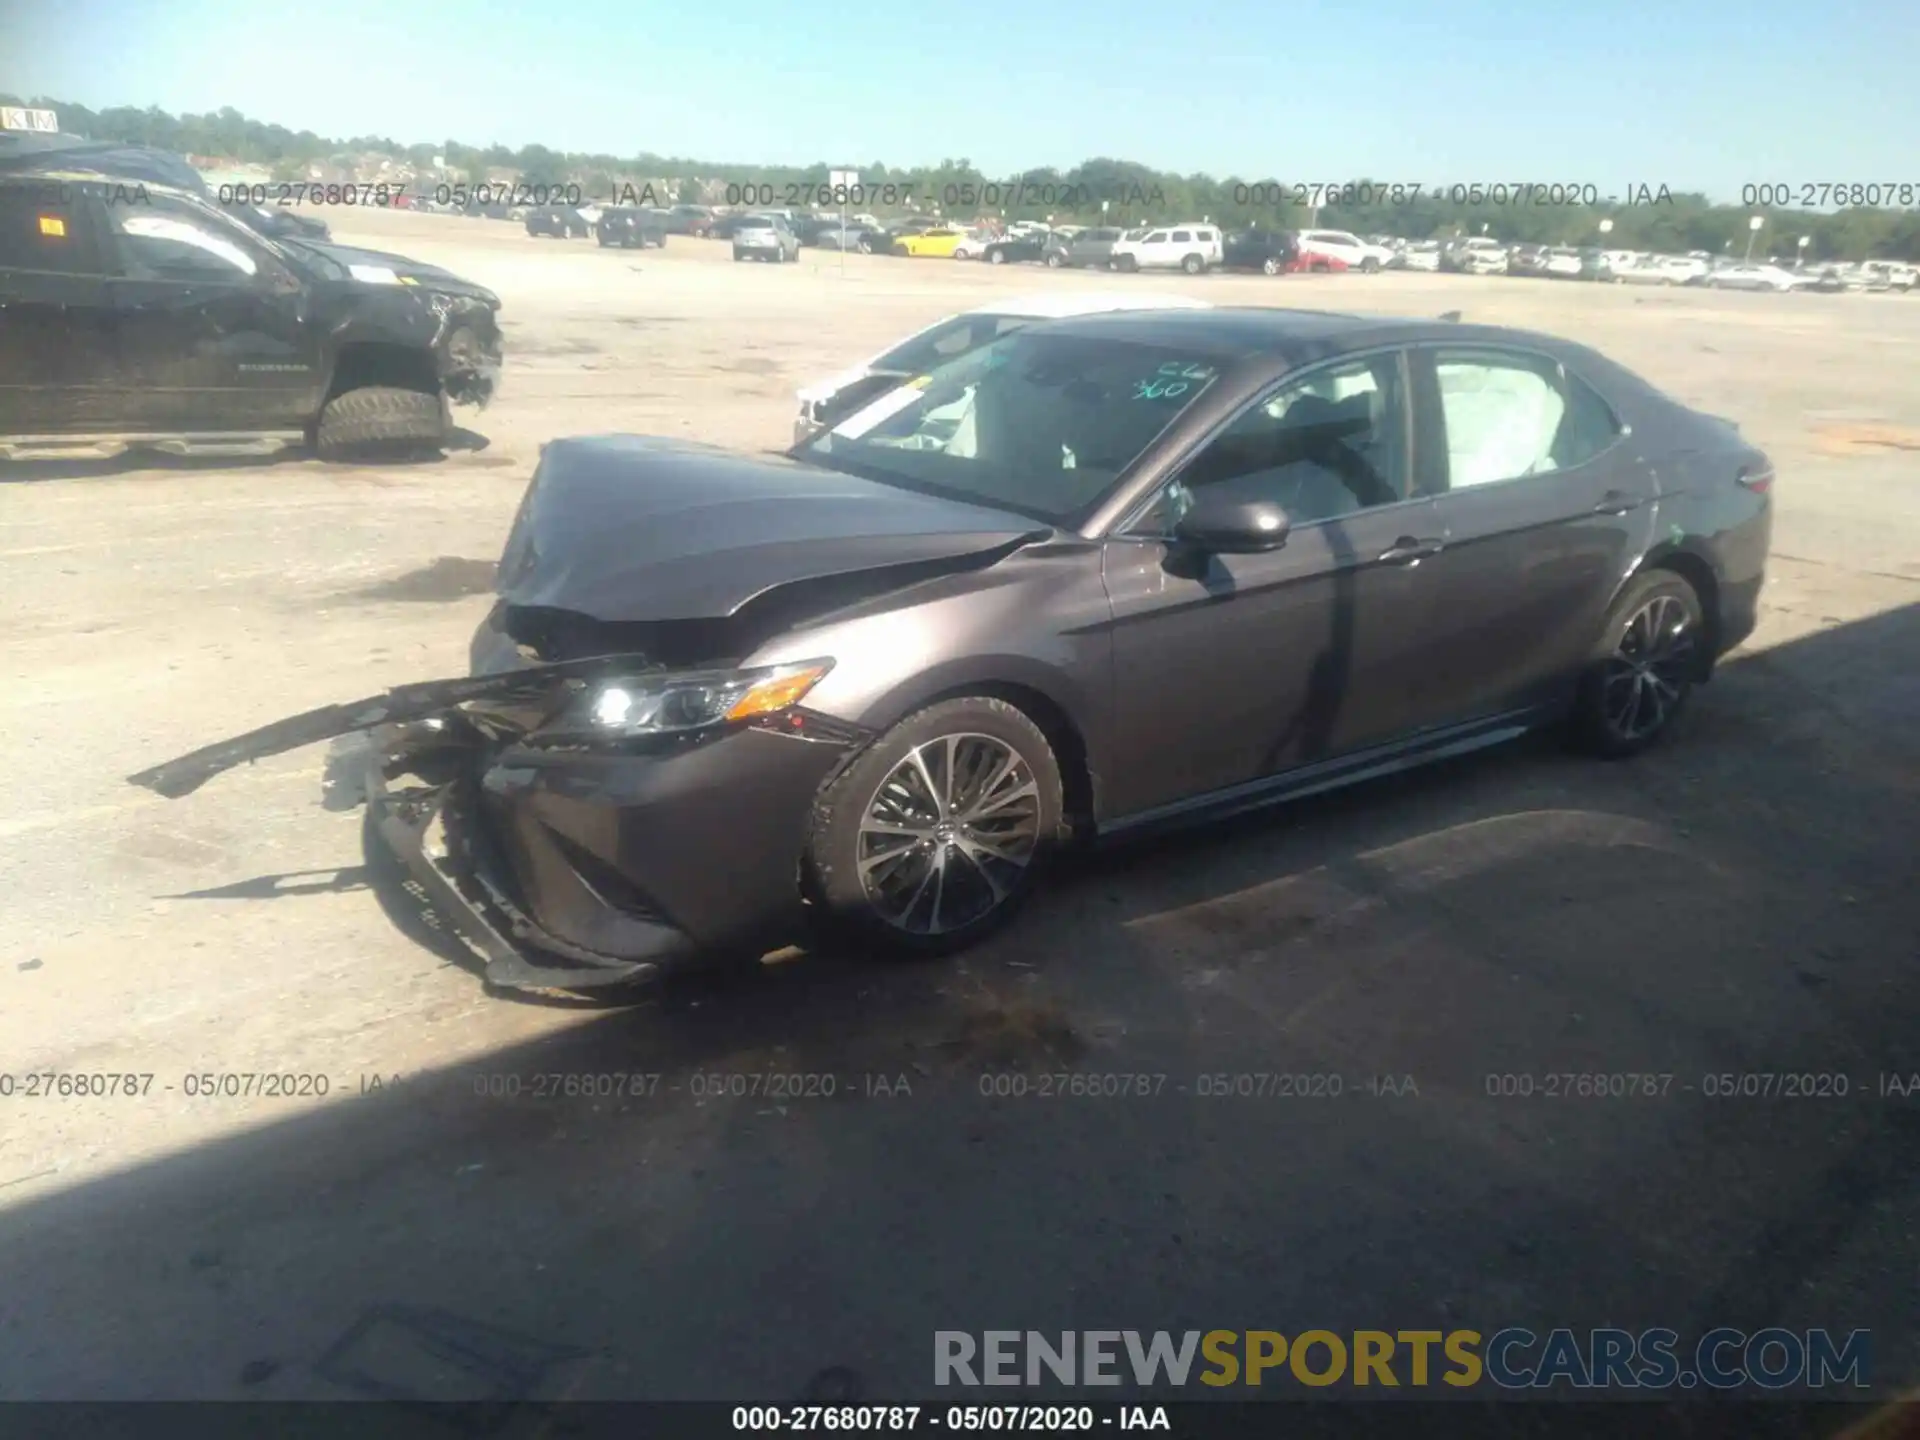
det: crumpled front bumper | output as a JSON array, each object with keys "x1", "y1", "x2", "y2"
[
  {"x1": 321, "y1": 710, "x2": 867, "y2": 994},
  {"x1": 324, "y1": 725, "x2": 676, "y2": 992},
  {"x1": 433, "y1": 297, "x2": 504, "y2": 408}
]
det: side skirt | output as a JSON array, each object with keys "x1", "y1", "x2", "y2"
[{"x1": 1096, "y1": 706, "x2": 1560, "y2": 844}]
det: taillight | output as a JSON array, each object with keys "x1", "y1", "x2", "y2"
[{"x1": 1737, "y1": 465, "x2": 1775, "y2": 494}]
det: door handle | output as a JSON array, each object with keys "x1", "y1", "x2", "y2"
[
  {"x1": 1592, "y1": 489, "x2": 1643, "y2": 515},
  {"x1": 1377, "y1": 536, "x2": 1444, "y2": 564}
]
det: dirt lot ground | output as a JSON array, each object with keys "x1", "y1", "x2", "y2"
[{"x1": 3, "y1": 209, "x2": 1918, "y2": 1409}]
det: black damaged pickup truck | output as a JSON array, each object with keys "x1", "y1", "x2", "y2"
[{"x1": 0, "y1": 165, "x2": 503, "y2": 462}]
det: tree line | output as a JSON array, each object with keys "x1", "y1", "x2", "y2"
[{"x1": 9, "y1": 93, "x2": 1920, "y2": 262}]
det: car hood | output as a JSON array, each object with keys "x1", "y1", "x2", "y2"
[
  {"x1": 292, "y1": 240, "x2": 499, "y2": 305},
  {"x1": 495, "y1": 436, "x2": 1050, "y2": 623}
]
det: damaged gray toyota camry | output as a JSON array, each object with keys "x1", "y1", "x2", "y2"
[{"x1": 131, "y1": 308, "x2": 1773, "y2": 994}]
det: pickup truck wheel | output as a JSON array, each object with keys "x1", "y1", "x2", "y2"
[
  {"x1": 1262, "y1": 256, "x2": 1281, "y2": 275},
  {"x1": 315, "y1": 386, "x2": 446, "y2": 462}
]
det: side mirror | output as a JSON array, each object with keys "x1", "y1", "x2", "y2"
[{"x1": 1172, "y1": 490, "x2": 1291, "y2": 554}]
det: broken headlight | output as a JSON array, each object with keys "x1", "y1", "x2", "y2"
[{"x1": 541, "y1": 661, "x2": 834, "y2": 741}]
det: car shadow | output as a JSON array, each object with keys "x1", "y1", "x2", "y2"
[{"x1": 7, "y1": 605, "x2": 1915, "y2": 1414}]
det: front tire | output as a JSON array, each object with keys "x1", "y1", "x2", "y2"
[
  {"x1": 1571, "y1": 570, "x2": 1706, "y2": 758},
  {"x1": 315, "y1": 386, "x2": 446, "y2": 462},
  {"x1": 1361, "y1": 256, "x2": 1382, "y2": 274},
  {"x1": 806, "y1": 697, "x2": 1064, "y2": 956},
  {"x1": 988, "y1": 249, "x2": 1006, "y2": 264},
  {"x1": 1181, "y1": 254, "x2": 1203, "y2": 274},
  {"x1": 1044, "y1": 252, "x2": 1064, "y2": 267},
  {"x1": 1262, "y1": 256, "x2": 1281, "y2": 275}
]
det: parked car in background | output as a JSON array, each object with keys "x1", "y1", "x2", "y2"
[
  {"x1": 878, "y1": 215, "x2": 942, "y2": 243},
  {"x1": 1611, "y1": 254, "x2": 1673, "y2": 285},
  {"x1": 595, "y1": 206, "x2": 668, "y2": 248},
  {"x1": 1507, "y1": 244, "x2": 1549, "y2": 277},
  {"x1": 891, "y1": 226, "x2": 973, "y2": 258},
  {"x1": 1854, "y1": 260, "x2": 1918, "y2": 291},
  {"x1": 1703, "y1": 263, "x2": 1810, "y2": 292},
  {"x1": 1110, "y1": 224, "x2": 1224, "y2": 274},
  {"x1": 525, "y1": 205, "x2": 590, "y2": 239},
  {"x1": 790, "y1": 291, "x2": 1211, "y2": 444},
  {"x1": 1296, "y1": 229, "x2": 1393, "y2": 273},
  {"x1": 949, "y1": 228, "x2": 993, "y2": 260},
  {"x1": 1, "y1": 168, "x2": 503, "y2": 463},
  {"x1": 709, "y1": 211, "x2": 763, "y2": 241},
  {"x1": 1455, "y1": 237, "x2": 1510, "y2": 275},
  {"x1": 1542, "y1": 246, "x2": 1587, "y2": 279},
  {"x1": 1653, "y1": 255, "x2": 1710, "y2": 285},
  {"x1": 666, "y1": 204, "x2": 714, "y2": 237},
  {"x1": 1221, "y1": 228, "x2": 1300, "y2": 274},
  {"x1": 1401, "y1": 239, "x2": 1443, "y2": 272},
  {"x1": 732, "y1": 214, "x2": 800, "y2": 263},
  {"x1": 136, "y1": 308, "x2": 1776, "y2": 991},
  {"x1": 1062, "y1": 226, "x2": 1126, "y2": 269},
  {"x1": 983, "y1": 231, "x2": 1068, "y2": 266},
  {"x1": 813, "y1": 220, "x2": 888, "y2": 253}
]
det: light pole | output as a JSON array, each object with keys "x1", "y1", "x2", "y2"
[
  {"x1": 1797, "y1": 234, "x2": 1810, "y2": 269},
  {"x1": 1744, "y1": 215, "x2": 1764, "y2": 262}
]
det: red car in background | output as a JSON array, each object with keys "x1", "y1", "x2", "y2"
[{"x1": 1221, "y1": 229, "x2": 1351, "y2": 275}]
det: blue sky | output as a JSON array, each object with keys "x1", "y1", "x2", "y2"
[{"x1": 5, "y1": 0, "x2": 1913, "y2": 200}]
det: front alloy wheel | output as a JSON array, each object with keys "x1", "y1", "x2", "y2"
[
  {"x1": 807, "y1": 697, "x2": 1063, "y2": 954},
  {"x1": 857, "y1": 735, "x2": 1041, "y2": 935}
]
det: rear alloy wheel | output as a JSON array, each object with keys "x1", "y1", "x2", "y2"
[
  {"x1": 1181, "y1": 254, "x2": 1204, "y2": 274},
  {"x1": 1044, "y1": 252, "x2": 1064, "y2": 267},
  {"x1": 1361, "y1": 257, "x2": 1382, "y2": 274},
  {"x1": 988, "y1": 249, "x2": 1007, "y2": 264},
  {"x1": 1262, "y1": 256, "x2": 1281, "y2": 275},
  {"x1": 1572, "y1": 571, "x2": 1705, "y2": 757},
  {"x1": 807, "y1": 697, "x2": 1064, "y2": 955}
]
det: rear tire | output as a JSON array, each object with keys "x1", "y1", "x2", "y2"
[
  {"x1": 1361, "y1": 257, "x2": 1382, "y2": 274},
  {"x1": 988, "y1": 249, "x2": 1006, "y2": 264},
  {"x1": 1044, "y1": 252, "x2": 1063, "y2": 267},
  {"x1": 1181, "y1": 254, "x2": 1203, "y2": 274},
  {"x1": 315, "y1": 386, "x2": 446, "y2": 462},
  {"x1": 1262, "y1": 257, "x2": 1281, "y2": 275},
  {"x1": 1570, "y1": 570, "x2": 1706, "y2": 758},
  {"x1": 806, "y1": 697, "x2": 1064, "y2": 957}
]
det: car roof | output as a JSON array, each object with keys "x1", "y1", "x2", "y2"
[
  {"x1": 0, "y1": 136, "x2": 209, "y2": 193},
  {"x1": 1025, "y1": 306, "x2": 1572, "y2": 361},
  {"x1": 965, "y1": 291, "x2": 1213, "y2": 320}
]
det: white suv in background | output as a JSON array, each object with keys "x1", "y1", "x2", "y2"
[
  {"x1": 1109, "y1": 224, "x2": 1224, "y2": 273},
  {"x1": 1295, "y1": 229, "x2": 1394, "y2": 273}
]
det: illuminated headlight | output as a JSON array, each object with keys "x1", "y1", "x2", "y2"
[{"x1": 544, "y1": 661, "x2": 833, "y2": 741}]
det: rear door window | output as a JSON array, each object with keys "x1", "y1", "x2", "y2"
[
  {"x1": 1430, "y1": 348, "x2": 1621, "y2": 487},
  {"x1": 0, "y1": 182, "x2": 110, "y2": 274}
]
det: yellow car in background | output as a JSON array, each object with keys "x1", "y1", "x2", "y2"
[{"x1": 891, "y1": 226, "x2": 983, "y2": 259}]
